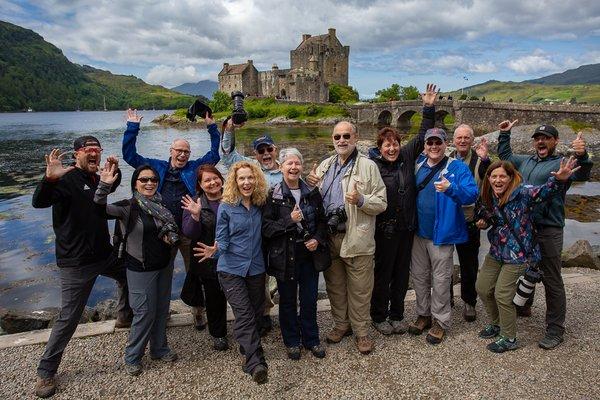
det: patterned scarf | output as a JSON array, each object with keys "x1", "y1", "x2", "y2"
[{"x1": 133, "y1": 191, "x2": 180, "y2": 245}]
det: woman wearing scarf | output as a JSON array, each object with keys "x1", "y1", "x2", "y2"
[{"x1": 95, "y1": 163, "x2": 180, "y2": 376}]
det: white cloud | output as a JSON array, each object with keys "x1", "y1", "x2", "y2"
[
  {"x1": 468, "y1": 61, "x2": 497, "y2": 73},
  {"x1": 146, "y1": 65, "x2": 205, "y2": 87},
  {"x1": 507, "y1": 52, "x2": 559, "y2": 74}
]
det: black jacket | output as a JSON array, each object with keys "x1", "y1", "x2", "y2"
[
  {"x1": 32, "y1": 167, "x2": 121, "y2": 267},
  {"x1": 183, "y1": 193, "x2": 219, "y2": 280},
  {"x1": 368, "y1": 105, "x2": 435, "y2": 233},
  {"x1": 262, "y1": 180, "x2": 329, "y2": 281}
]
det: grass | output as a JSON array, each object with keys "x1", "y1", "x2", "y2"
[{"x1": 562, "y1": 119, "x2": 594, "y2": 132}]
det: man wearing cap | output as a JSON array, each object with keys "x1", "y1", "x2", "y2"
[
  {"x1": 408, "y1": 128, "x2": 478, "y2": 345},
  {"x1": 33, "y1": 137, "x2": 131, "y2": 398},
  {"x1": 122, "y1": 109, "x2": 220, "y2": 330},
  {"x1": 498, "y1": 120, "x2": 592, "y2": 349}
]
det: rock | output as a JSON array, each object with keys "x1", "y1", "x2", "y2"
[
  {"x1": 265, "y1": 116, "x2": 299, "y2": 125},
  {"x1": 562, "y1": 240, "x2": 600, "y2": 270},
  {"x1": 0, "y1": 307, "x2": 59, "y2": 334},
  {"x1": 93, "y1": 299, "x2": 119, "y2": 321},
  {"x1": 316, "y1": 117, "x2": 345, "y2": 125}
]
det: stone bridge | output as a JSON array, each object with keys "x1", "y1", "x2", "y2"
[{"x1": 347, "y1": 100, "x2": 600, "y2": 133}]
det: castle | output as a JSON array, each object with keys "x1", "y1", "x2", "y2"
[{"x1": 218, "y1": 28, "x2": 349, "y2": 103}]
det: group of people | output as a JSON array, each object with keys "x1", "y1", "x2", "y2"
[{"x1": 32, "y1": 84, "x2": 592, "y2": 398}]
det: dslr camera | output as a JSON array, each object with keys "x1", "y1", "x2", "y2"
[
  {"x1": 326, "y1": 206, "x2": 347, "y2": 234},
  {"x1": 231, "y1": 91, "x2": 248, "y2": 124},
  {"x1": 186, "y1": 98, "x2": 213, "y2": 122},
  {"x1": 513, "y1": 266, "x2": 544, "y2": 306}
]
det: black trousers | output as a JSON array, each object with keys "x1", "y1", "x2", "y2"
[
  {"x1": 370, "y1": 229, "x2": 414, "y2": 323},
  {"x1": 218, "y1": 271, "x2": 266, "y2": 375},
  {"x1": 37, "y1": 259, "x2": 131, "y2": 378},
  {"x1": 453, "y1": 225, "x2": 480, "y2": 306},
  {"x1": 203, "y1": 278, "x2": 227, "y2": 338}
]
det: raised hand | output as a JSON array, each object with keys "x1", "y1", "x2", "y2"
[
  {"x1": 100, "y1": 161, "x2": 119, "y2": 185},
  {"x1": 290, "y1": 204, "x2": 303, "y2": 222},
  {"x1": 498, "y1": 119, "x2": 518, "y2": 131},
  {"x1": 551, "y1": 156, "x2": 581, "y2": 181},
  {"x1": 205, "y1": 112, "x2": 215, "y2": 126},
  {"x1": 181, "y1": 195, "x2": 201, "y2": 221},
  {"x1": 126, "y1": 108, "x2": 143, "y2": 123},
  {"x1": 44, "y1": 148, "x2": 75, "y2": 180},
  {"x1": 193, "y1": 241, "x2": 218, "y2": 262},
  {"x1": 345, "y1": 181, "x2": 362, "y2": 205},
  {"x1": 306, "y1": 162, "x2": 320, "y2": 186},
  {"x1": 421, "y1": 83, "x2": 439, "y2": 106},
  {"x1": 106, "y1": 154, "x2": 119, "y2": 169},
  {"x1": 571, "y1": 132, "x2": 586, "y2": 156},
  {"x1": 475, "y1": 137, "x2": 489, "y2": 160},
  {"x1": 434, "y1": 172, "x2": 451, "y2": 192},
  {"x1": 304, "y1": 238, "x2": 318, "y2": 252}
]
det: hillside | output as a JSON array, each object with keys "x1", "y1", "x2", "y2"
[
  {"x1": 527, "y1": 63, "x2": 600, "y2": 85},
  {"x1": 171, "y1": 80, "x2": 218, "y2": 99},
  {"x1": 0, "y1": 20, "x2": 194, "y2": 111}
]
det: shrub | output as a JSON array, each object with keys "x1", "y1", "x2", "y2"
[
  {"x1": 247, "y1": 105, "x2": 269, "y2": 119},
  {"x1": 286, "y1": 107, "x2": 301, "y2": 119},
  {"x1": 306, "y1": 105, "x2": 322, "y2": 116}
]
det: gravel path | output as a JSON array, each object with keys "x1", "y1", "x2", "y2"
[{"x1": 2, "y1": 268, "x2": 599, "y2": 399}]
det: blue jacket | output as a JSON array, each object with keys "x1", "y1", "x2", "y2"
[
  {"x1": 122, "y1": 121, "x2": 221, "y2": 196},
  {"x1": 415, "y1": 155, "x2": 478, "y2": 245}
]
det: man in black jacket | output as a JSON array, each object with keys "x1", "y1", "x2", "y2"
[{"x1": 33, "y1": 137, "x2": 131, "y2": 398}]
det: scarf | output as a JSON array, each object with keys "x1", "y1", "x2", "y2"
[{"x1": 133, "y1": 191, "x2": 180, "y2": 245}]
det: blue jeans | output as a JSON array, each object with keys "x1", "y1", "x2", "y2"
[{"x1": 276, "y1": 251, "x2": 320, "y2": 348}]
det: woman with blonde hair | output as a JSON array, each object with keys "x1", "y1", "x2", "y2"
[{"x1": 194, "y1": 161, "x2": 269, "y2": 384}]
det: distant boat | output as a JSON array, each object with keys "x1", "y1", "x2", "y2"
[
  {"x1": 103, "y1": 96, "x2": 107, "y2": 111},
  {"x1": 27, "y1": 107, "x2": 33, "y2": 112}
]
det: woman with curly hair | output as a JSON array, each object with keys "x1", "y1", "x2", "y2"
[{"x1": 194, "y1": 161, "x2": 269, "y2": 384}]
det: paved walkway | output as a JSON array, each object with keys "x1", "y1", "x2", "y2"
[{"x1": 1, "y1": 269, "x2": 599, "y2": 399}]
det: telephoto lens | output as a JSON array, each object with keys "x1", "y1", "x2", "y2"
[
  {"x1": 513, "y1": 266, "x2": 543, "y2": 306},
  {"x1": 231, "y1": 91, "x2": 248, "y2": 124}
]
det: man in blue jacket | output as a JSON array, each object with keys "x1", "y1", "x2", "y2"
[
  {"x1": 122, "y1": 109, "x2": 220, "y2": 329},
  {"x1": 408, "y1": 128, "x2": 478, "y2": 344},
  {"x1": 498, "y1": 120, "x2": 592, "y2": 349}
]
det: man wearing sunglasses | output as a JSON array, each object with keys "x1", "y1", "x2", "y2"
[
  {"x1": 408, "y1": 128, "x2": 478, "y2": 345},
  {"x1": 306, "y1": 121, "x2": 387, "y2": 355},
  {"x1": 33, "y1": 136, "x2": 131, "y2": 398},
  {"x1": 122, "y1": 109, "x2": 220, "y2": 331}
]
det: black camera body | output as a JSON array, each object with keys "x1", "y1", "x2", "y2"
[
  {"x1": 513, "y1": 266, "x2": 544, "y2": 306},
  {"x1": 327, "y1": 206, "x2": 347, "y2": 234},
  {"x1": 231, "y1": 91, "x2": 248, "y2": 125},
  {"x1": 186, "y1": 98, "x2": 213, "y2": 122}
]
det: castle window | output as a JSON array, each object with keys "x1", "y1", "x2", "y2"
[{"x1": 334, "y1": 63, "x2": 337, "y2": 72}]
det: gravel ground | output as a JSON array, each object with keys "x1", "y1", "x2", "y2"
[{"x1": 1, "y1": 268, "x2": 599, "y2": 400}]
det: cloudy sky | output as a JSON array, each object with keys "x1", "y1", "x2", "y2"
[{"x1": 2, "y1": 0, "x2": 599, "y2": 97}]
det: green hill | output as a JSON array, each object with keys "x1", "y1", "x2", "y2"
[
  {"x1": 445, "y1": 80, "x2": 600, "y2": 104},
  {"x1": 527, "y1": 63, "x2": 600, "y2": 85},
  {"x1": 0, "y1": 20, "x2": 194, "y2": 111}
]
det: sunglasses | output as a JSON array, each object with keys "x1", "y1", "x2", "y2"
[
  {"x1": 80, "y1": 146, "x2": 103, "y2": 154},
  {"x1": 137, "y1": 176, "x2": 159, "y2": 183},
  {"x1": 426, "y1": 139, "x2": 443, "y2": 146},
  {"x1": 333, "y1": 133, "x2": 352, "y2": 141},
  {"x1": 257, "y1": 146, "x2": 275, "y2": 155}
]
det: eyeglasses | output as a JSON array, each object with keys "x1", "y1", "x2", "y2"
[
  {"x1": 81, "y1": 146, "x2": 103, "y2": 154},
  {"x1": 137, "y1": 176, "x2": 159, "y2": 183},
  {"x1": 426, "y1": 139, "x2": 443, "y2": 146},
  {"x1": 333, "y1": 133, "x2": 352, "y2": 141},
  {"x1": 257, "y1": 146, "x2": 275, "y2": 155},
  {"x1": 171, "y1": 148, "x2": 191, "y2": 156}
]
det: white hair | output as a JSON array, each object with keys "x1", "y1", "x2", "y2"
[
  {"x1": 278, "y1": 147, "x2": 304, "y2": 164},
  {"x1": 454, "y1": 124, "x2": 474, "y2": 138}
]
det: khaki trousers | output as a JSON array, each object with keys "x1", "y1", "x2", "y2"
[
  {"x1": 324, "y1": 233, "x2": 374, "y2": 337},
  {"x1": 475, "y1": 255, "x2": 526, "y2": 339}
]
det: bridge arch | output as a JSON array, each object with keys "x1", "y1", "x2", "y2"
[
  {"x1": 435, "y1": 110, "x2": 450, "y2": 130},
  {"x1": 397, "y1": 110, "x2": 416, "y2": 133},
  {"x1": 377, "y1": 110, "x2": 392, "y2": 127}
]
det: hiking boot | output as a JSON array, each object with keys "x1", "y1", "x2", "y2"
[
  {"x1": 516, "y1": 305, "x2": 532, "y2": 318},
  {"x1": 259, "y1": 315, "x2": 273, "y2": 337},
  {"x1": 251, "y1": 364, "x2": 268, "y2": 384},
  {"x1": 390, "y1": 319, "x2": 408, "y2": 334},
  {"x1": 151, "y1": 350, "x2": 178, "y2": 362},
  {"x1": 487, "y1": 336, "x2": 519, "y2": 353},
  {"x1": 372, "y1": 320, "x2": 393, "y2": 335},
  {"x1": 426, "y1": 320, "x2": 446, "y2": 344},
  {"x1": 408, "y1": 316, "x2": 432, "y2": 335},
  {"x1": 124, "y1": 363, "x2": 143, "y2": 376},
  {"x1": 463, "y1": 304, "x2": 477, "y2": 322},
  {"x1": 213, "y1": 337, "x2": 229, "y2": 351},
  {"x1": 286, "y1": 346, "x2": 301, "y2": 360},
  {"x1": 538, "y1": 333, "x2": 564, "y2": 350},
  {"x1": 34, "y1": 377, "x2": 56, "y2": 398},
  {"x1": 326, "y1": 327, "x2": 352, "y2": 343},
  {"x1": 115, "y1": 315, "x2": 132, "y2": 329},
  {"x1": 478, "y1": 324, "x2": 501, "y2": 339},
  {"x1": 309, "y1": 344, "x2": 326, "y2": 358},
  {"x1": 356, "y1": 335, "x2": 374, "y2": 355},
  {"x1": 194, "y1": 313, "x2": 207, "y2": 331}
]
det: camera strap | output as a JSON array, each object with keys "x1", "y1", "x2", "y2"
[
  {"x1": 498, "y1": 206, "x2": 538, "y2": 270},
  {"x1": 416, "y1": 156, "x2": 448, "y2": 192}
]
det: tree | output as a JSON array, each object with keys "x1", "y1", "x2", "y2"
[
  {"x1": 400, "y1": 85, "x2": 419, "y2": 100},
  {"x1": 329, "y1": 84, "x2": 359, "y2": 103},
  {"x1": 209, "y1": 91, "x2": 231, "y2": 112},
  {"x1": 375, "y1": 84, "x2": 401, "y2": 102}
]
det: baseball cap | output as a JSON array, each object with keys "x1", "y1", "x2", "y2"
[
  {"x1": 252, "y1": 135, "x2": 275, "y2": 150},
  {"x1": 73, "y1": 135, "x2": 101, "y2": 151},
  {"x1": 532, "y1": 125, "x2": 558, "y2": 139},
  {"x1": 424, "y1": 128, "x2": 447, "y2": 142}
]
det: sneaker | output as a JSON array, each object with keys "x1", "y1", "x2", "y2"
[
  {"x1": 478, "y1": 324, "x2": 501, "y2": 339},
  {"x1": 463, "y1": 304, "x2": 477, "y2": 322},
  {"x1": 516, "y1": 305, "x2": 532, "y2": 318},
  {"x1": 309, "y1": 344, "x2": 326, "y2": 358},
  {"x1": 372, "y1": 320, "x2": 393, "y2": 335},
  {"x1": 356, "y1": 335, "x2": 374, "y2": 355},
  {"x1": 487, "y1": 336, "x2": 519, "y2": 353},
  {"x1": 425, "y1": 320, "x2": 446, "y2": 345},
  {"x1": 251, "y1": 364, "x2": 268, "y2": 385},
  {"x1": 124, "y1": 363, "x2": 143, "y2": 376},
  {"x1": 408, "y1": 316, "x2": 432, "y2": 335},
  {"x1": 326, "y1": 327, "x2": 352, "y2": 343},
  {"x1": 151, "y1": 351, "x2": 178, "y2": 362},
  {"x1": 34, "y1": 377, "x2": 56, "y2": 398},
  {"x1": 538, "y1": 333, "x2": 564, "y2": 350},
  {"x1": 213, "y1": 337, "x2": 229, "y2": 351},
  {"x1": 286, "y1": 346, "x2": 301, "y2": 360},
  {"x1": 194, "y1": 313, "x2": 207, "y2": 331},
  {"x1": 389, "y1": 319, "x2": 408, "y2": 334}
]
